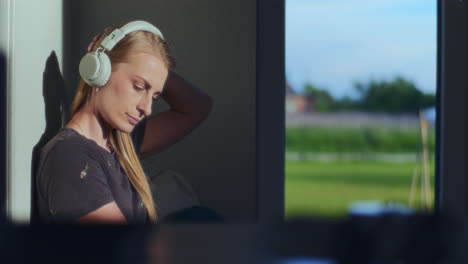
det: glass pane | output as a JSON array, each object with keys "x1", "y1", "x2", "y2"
[{"x1": 285, "y1": 0, "x2": 437, "y2": 219}]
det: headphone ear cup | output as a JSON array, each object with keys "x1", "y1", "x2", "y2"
[
  {"x1": 94, "y1": 52, "x2": 111, "y2": 87},
  {"x1": 79, "y1": 51, "x2": 112, "y2": 87}
]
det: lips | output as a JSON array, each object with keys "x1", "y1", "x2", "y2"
[{"x1": 127, "y1": 114, "x2": 140, "y2": 125}]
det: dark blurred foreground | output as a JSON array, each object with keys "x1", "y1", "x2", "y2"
[{"x1": 0, "y1": 213, "x2": 467, "y2": 264}]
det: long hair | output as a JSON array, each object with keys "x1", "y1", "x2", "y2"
[{"x1": 70, "y1": 22, "x2": 176, "y2": 223}]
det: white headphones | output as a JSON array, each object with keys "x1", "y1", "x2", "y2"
[{"x1": 79, "y1": 20, "x2": 165, "y2": 88}]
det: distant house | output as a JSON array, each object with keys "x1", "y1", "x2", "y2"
[
  {"x1": 285, "y1": 83, "x2": 297, "y2": 113},
  {"x1": 285, "y1": 82, "x2": 315, "y2": 113},
  {"x1": 294, "y1": 94, "x2": 315, "y2": 113}
]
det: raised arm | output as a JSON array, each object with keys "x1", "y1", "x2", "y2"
[{"x1": 138, "y1": 71, "x2": 213, "y2": 159}]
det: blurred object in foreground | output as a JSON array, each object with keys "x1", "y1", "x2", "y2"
[{"x1": 348, "y1": 200, "x2": 412, "y2": 217}]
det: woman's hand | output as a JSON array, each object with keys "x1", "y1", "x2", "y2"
[{"x1": 87, "y1": 27, "x2": 112, "y2": 53}]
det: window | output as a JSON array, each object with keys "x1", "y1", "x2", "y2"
[{"x1": 285, "y1": 0, "x2": 437, "y2": 219}]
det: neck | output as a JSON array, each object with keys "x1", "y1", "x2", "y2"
[{"x1": 67, "y1": 103, "x2": 112, "y2": 152}]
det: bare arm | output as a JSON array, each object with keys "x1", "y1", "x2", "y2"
[
  {"x1": 77, "y1": 201, "x2": 127, "y2": 224},
  {"x1": 138, "y1": 71, "x2": 213, "y2": 159}
]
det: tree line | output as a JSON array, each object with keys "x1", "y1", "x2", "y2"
[{"x1": 302, "y1": 76, "x2": 435, "y2": 113}]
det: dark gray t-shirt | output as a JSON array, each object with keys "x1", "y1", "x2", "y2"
[{"x1": 35, "y1": 118, "x2": 149, "y2": 224}]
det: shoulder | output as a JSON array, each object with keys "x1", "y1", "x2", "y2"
[
  {"x1": 37, "y1": 129, "x2": 111, "y2": 189},
  {"x1": 38, "y1": 129, "x2": 102, "y2": 172},
  {"x1": 35, "y1": 129, "x2": 116, "y2": 223}
]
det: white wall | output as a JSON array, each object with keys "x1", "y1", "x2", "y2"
[{"x1": 3, "y1": 0, "x2": 62, "y2": 223}]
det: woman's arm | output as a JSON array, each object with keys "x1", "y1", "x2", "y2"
[
  {"x1": 138, "y1": 71, "x2": 213, "y2": 159},
  {"x1": 78, "y1": 201, "x2": 128, "y2": 224}
]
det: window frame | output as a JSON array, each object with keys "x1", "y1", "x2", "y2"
[{"x1": 437, "y1": 0, "x2": 468, "y2": 221}]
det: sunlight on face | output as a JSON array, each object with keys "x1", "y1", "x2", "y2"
[{"x1": 95, "y1": 52, "x2": 169, "y2": 133}]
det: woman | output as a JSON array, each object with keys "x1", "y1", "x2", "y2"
[{"x1": 35, "y1": 21, "x2": 213, "y2": 224}]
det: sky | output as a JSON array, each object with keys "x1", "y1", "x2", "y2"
[{"x1": 286, "y1": 0, "x2": 437, "y2": 98}]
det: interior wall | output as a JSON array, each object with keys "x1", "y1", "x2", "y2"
[
  {"x1": 63, "y1": 0, "x2": 257, "y2": 221},
  {"x1": 4, "y1": 0, "x2": 63, "y2": 223}
]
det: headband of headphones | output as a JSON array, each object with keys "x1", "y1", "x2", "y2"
[
  {"x1": 99, "y1": 20, "x2": 165, "y2": 51},
  {"x1": 79, "y1": 20, "x2": 165, "y2": 87}
]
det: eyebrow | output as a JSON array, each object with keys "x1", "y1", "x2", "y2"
[{"x1": 136, "y1": 75, "x2": 163, "y2": 95}]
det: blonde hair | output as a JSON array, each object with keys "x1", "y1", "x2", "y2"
[{"x1": 70, "y1": 22, "x2": 176, "y2": 223}]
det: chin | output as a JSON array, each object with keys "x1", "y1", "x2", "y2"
[
  {"x1": 114, "y1": 123, "x2": 134, "y2": 134},
  {"x1": 110, "y1": 115, "x2": 136, "y2": 133},
  {"x1": 123, "y1": 125, "x2": 134, "y2": 134}
]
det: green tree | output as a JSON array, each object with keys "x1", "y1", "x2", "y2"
[
  {"x1": 334, "y1": 95, "x2": 359, "y2": 111},
  {"x1": 303, "y1": 83, "x2": 336, "y2": 112},
  {"x1": 353, "y1": 76, "x2": 435, "y2": 113}
]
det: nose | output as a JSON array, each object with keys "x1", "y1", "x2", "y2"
[{"x1": 137, "y1": 95, "x2": 152, "y2": 117}]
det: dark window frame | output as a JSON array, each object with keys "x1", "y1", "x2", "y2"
[
  {"x1": 256, "y1": 0, "x2": 286, "y2": 223},
  {"x1": 437, "y1": 0, "x2": 468, "y2": 221},
  {"x1": 266, "y1": 0, "x2": 467, "y2": 222}
]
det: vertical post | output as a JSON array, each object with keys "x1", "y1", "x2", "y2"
[
  {"x1": 438, "y1": 0, "x2": 468, "y2": 221},
  {"x1": 0, "y1": 0, "x2": 10, "y2": 220},
  {"x1": 419, "y1": 110, "x2": 431, "y2": 210},
  {"x1": 256, "y1": 0, "x2": 285, "y2": 223}
]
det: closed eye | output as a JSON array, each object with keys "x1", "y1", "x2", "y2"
[
  {"x1": 134, "y1": 85, "x2": 159, "y2": 103},
  {"x1": 134, "y1": 85, "x2": 145, "y2": 91}
]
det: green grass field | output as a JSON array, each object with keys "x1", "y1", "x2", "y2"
[
  {"x1": 285, "y1": 160, "x2": 435, "y2": 219},
  {"x1": 286, "y1": 126, "x2": 435, "y2": 153}
]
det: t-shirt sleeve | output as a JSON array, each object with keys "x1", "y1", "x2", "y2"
[
  {"x1": 130, "y1": 116, "x2": 148, "y2": 155},
  {"x1": 43, "y1": 141, "x2": 115, "y2": 223}
]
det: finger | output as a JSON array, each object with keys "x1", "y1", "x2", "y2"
[
  {"x1": 88, "y1": 42, "x2": 96, "y2": 53},
  {"x1": 87, "y1": 34, "x2": 103, "y2": 52}
]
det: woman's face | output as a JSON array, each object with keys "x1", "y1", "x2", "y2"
[{"x1": 95, "y1": 51, "x2": 168, "y2": 133}]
